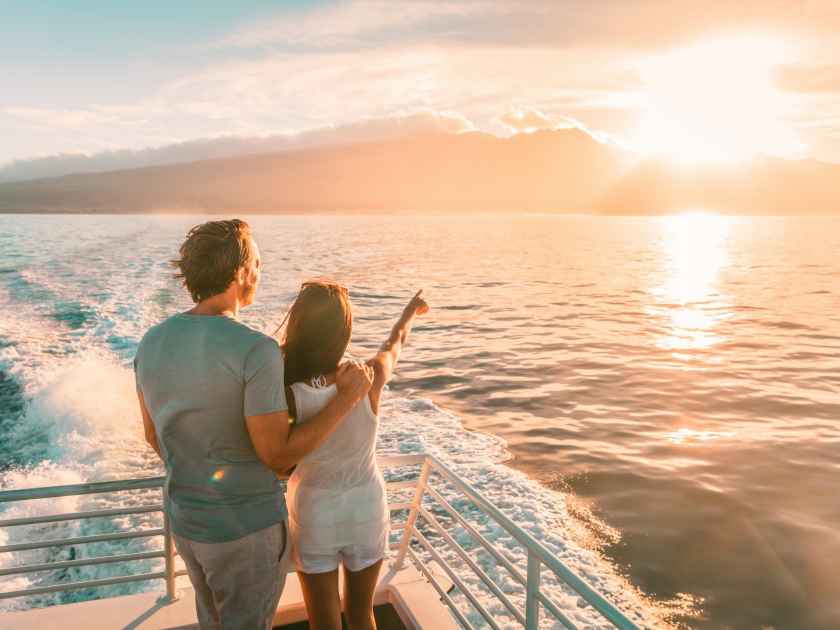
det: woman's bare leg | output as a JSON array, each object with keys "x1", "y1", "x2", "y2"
[
  {"x1": 343, "y1": 559, "x2": 384, "y2": 630},
  {"x1": 298, "y1": 569, "x2": 342, "y2": 630}
]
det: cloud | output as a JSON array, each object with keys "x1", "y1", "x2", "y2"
[
  {"x1": 777, "y1": 64, "x2": 840, "y2": 93},
  {"x1": 0, "y1": 110, "x2": 474, "y2": 183},
  {"x1": 2, "y1": 39, "x2": 634, "y2": 161},
  {"x1": 220, "y1": 1, "x2": 840, "y2": 53},
  {"x1": 496, "y1": 108, "x2": 628, "y2": 149},
  {"x1": 2, "y1": 107, "x2": 112, "y2": 130},
  {"x1": 499, "y1": 108, "x2": 564, "y2": 133},
  {"x1": 221, "y1": 0, "x2": 499, "y2": 50},
  {"x1": 4, "y1": 0, "x2": 840, "y2": 166}
]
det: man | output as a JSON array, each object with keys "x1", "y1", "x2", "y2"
[{"x1": 134, "y1": 219, "x2": 372, "y2": 630}]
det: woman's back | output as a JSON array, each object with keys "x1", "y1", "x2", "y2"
[
  {"x1": 286, "y1": 381, "x2": 387, "y2": 557},
  {"x1": 287, "y1": 382, "x2": 380, "y2": 491}
]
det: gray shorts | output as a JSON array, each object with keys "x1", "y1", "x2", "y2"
[{"x1": 173, "y1": 521, "x2": 291, "y2": 630}]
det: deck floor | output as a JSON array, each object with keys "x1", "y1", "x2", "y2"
[
  {"x1": 277, "y1": 604, "x2": 406, "y2": 629},
  {"x1": 0, "y1": 562, "x2": 457, "y2": 630}
]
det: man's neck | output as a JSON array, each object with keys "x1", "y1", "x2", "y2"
[{"x1": 187, "y1": 293, "x2": 241, "y2": 319}]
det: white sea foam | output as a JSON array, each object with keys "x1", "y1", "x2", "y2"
[
  {"x1": 0, "y1": 352, "x2": 165, "y2": 612},
  {"x1": 0, "y1": 287, "x2": 71, "y2": 395}
]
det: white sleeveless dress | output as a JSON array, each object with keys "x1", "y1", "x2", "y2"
[{"x1": 286, "y1": 382, "x2": 389, "y2": 574}]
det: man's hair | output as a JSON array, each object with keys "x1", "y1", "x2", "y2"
[{"x1": 172, "y1": 219, "x2": 253, "y2": 303}]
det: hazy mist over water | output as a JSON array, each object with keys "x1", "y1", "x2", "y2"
[{"x1": 1, "y1": 213, "x2": 839, "y2": 629}]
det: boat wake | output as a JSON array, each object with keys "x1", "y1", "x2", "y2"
[{"x1": 0, "y1": 244, "x2": 666, "y2": 627}]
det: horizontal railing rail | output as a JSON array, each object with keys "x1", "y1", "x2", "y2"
[
  {"x1": 0, "y1": 528, "x2": 165, "y2": 554},
  {"x1": 0, "y1": 476, "x2": 165, "y2": 503},
  {"x1": 0, "y1": 453, "x2": 640, "y2": 630},
  {"x1": 0, "y1": 504, "x2": 164, "y2": 528},
  {"x1": 0, "y1": 550, "x2": 167, "y2": 578}
]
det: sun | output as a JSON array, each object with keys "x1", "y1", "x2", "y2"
[{"x1": 630, "y1": 34, "x2": 805, "y2": 165}]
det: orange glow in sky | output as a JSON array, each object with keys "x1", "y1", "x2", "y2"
[{"x1": 631, "y1": 35, "x2": 806, "y2": 164}]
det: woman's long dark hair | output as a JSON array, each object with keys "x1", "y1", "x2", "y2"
[{"x1": 278, "y1": 280, "x2": 352, "y2": 386}]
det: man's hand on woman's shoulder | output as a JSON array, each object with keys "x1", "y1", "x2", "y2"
[{"x1": 335, "y1": 360, "x2": 374, "y2": 407}]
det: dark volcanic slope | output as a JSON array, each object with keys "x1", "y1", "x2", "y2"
[{"x1": 1, "y1": 130, "x2": 838, "y2": 214}]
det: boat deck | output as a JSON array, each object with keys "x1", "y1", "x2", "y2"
[
  {"x1": 281, "y1": 604, "x2": 405, "y2": 630},
  {"x1": 0, "y1": 561, "x2": 452, "y2": 630}
]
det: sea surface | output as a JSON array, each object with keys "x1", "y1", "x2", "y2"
[{"x1": 1, "y1": 213, "x2": 839, "y2": 629}]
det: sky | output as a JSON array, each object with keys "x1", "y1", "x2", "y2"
[{"x1": 2, "y1": 0, "x2": 840, "y2": 179}]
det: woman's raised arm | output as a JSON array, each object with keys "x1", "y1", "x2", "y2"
[{"x1": 367, "y1": 290, "x2": 429, "y2": 414}]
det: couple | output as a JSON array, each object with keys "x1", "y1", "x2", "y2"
[{"x1": 133, "y1": 219, "x2": 429, "y2": 630}]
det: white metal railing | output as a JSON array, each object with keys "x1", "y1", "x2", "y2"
[
  {"x1": 0, "y1": 475, "x2": 184, "y2": 602},
  {"x1": 381, "y1": 454, "x2": 642, "y2": 630},
  {"x1": 0, "y1": 454, "x2": 641, "y2": 630}
]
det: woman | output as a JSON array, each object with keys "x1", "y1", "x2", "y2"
[{"x1": 280, "y1": 280, "x2": 429, "y2": 630}]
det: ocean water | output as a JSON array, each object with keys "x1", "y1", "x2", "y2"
[{"x1": 0, "y1": 213, "x2": 838, "y2": 629}]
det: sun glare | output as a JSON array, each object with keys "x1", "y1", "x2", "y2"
[
  {"x1": 632, "y1": 35, "x2": 805, "y2": 164},
  {"x1": 649, "y1": 211, "x2": 733, "y2": 351},
  {"x1": 660, "y1": 211, "x2": 730, "y2": 303}
]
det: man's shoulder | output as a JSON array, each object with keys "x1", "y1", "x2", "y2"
[
  {"x1": 137, "y1": 314, "x2": 278, "y2": 355},
  {"x1": 138, "y1": 315, "x2": 177, "y2": 346},
  {"x1": 135, "y1": 316, "x2": 178, "y2": 369},
  {"x1": 208, "y1": 319, "x2": 282, "y2": 364},
  {"x1": 220, "y1": 318, "x2": 277, "y2": 348}
]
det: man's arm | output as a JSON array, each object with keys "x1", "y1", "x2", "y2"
[
  {"x1": 246, "y1": 361, "x2": 373, "y2": 474},
  {"x1": 137, "y1": 390, "x2": 162, "y2": 460}
]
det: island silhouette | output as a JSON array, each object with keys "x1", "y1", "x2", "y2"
[{"x1": 1, "y1": 128, "x2": 838, "y2": 215}]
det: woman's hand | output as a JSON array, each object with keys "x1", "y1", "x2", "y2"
[
  {"x1": 368, "y1": 290, "x2": 428, "y2": 414},
  {"x1": 404, "y1": 289, "x2": 429, "y2": 317}
]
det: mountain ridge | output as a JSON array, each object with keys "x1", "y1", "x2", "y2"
[{"x1": 1, "y1": 129, "x2": 838, "y2": 214}]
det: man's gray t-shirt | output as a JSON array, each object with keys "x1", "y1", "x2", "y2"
[{"x1": 134, "y1": 314, "x2": 288, "y2": 543}]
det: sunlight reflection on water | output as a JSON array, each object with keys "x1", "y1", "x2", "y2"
[
  {"x1": 649, "y1": 211, "x2": 734, "y2": 351},
  {"x1": 665, "y1": 427, "x2": 738, "y2": 444}
]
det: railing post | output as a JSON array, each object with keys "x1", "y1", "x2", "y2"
[
  {"x1": 394, "y1": 458, "x2": 432, "y2": 569},
  {"x1": 163, "y1": 511, "x2": 177, "y2": 602},
  {"x1": 525, "y1": 550, "x2": 541, "y2": 630}
]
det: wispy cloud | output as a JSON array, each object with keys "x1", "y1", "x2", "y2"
[
  {"x1": 1, "y1": 40, "x2": 635, "y2": 164},
  {"x1": 2, "y1": 106, "x2": 126, "y2": 130},
  {"x1": 3, "y1": 0, "x2": 840, "y2": 166},
  {"x1": 778, "y1": 64, "x2": 840, "y2": 93},
  {"x1": 220, "y1": 1, "x2": 840, "y2": 52},
  {"x1": 221, "y1": 0, "x2": 502, "y2": 50}
]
